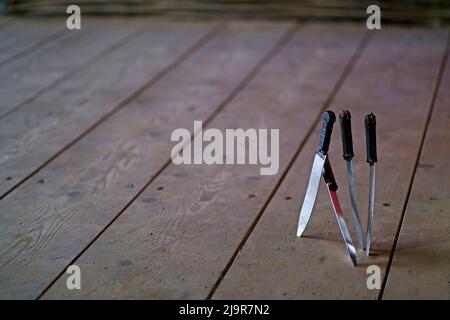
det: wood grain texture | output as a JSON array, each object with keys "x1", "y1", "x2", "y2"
[
  {"x1": 213, "y1": 28, "x2": 448, "y2": 299},
  {"x1": 0, "y1": 21, "x2": 215, "y2": 198},
  {"x1": 383, "y1": 37, "x2": 450, "y2": 300},
  {"x1": 0, "y1": 22, "x2": 291, "y2": 299},
  {"x1": 0, "y1": 19, "x2": 64, "y2": 67},
  {"x1": 0, "y1": 18, "x2": 142, "y2": 118},
  {"x1": 41, "y1": 24, "x2": 366, "y2": 299}
]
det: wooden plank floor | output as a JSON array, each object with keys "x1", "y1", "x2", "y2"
[
  {"x1": 0, "y1": 17, "x2": 448, "y2": 300},
  {"x1": 383, "y1": 41, "x2": 450, "y2": 300}
]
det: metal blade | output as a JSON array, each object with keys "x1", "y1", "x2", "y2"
[
  {"x1": 346, "y1": 160, "x2": 364, "y2": 252},
  {"x1": 296, "y1": 153, "x2": 326, "y2": 237},
  {"x1": 366, "y1": 164, "x2": 376, "y2": 256},
  {"x1": 327, "y1": 188, "x2": 357, "y2": 266}
]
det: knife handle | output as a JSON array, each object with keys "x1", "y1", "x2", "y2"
[
  {"x1": 365, "y1": 113, "x2": 377, "y2": 164},
  {"x1": 318, "y1": 110, "x2": 335, "y2": 155},
  {"x1": 339, "y1": 110, "x2": 354, "y2": 160},
  {"x1": 323, "y1": 158, "x2": 338, "y2": 191}
]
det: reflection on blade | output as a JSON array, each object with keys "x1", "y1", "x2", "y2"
[
  {"x1": 346, "y1": 160, "x2": 364, "y2": 252},
  {"x1": 327, "y1": 189, "x2": 357, "y2": 266},
  {"x1": 366, "y1": 164, "x2": 376, "y2": 256},
  {"x1": 296, "y1": 154, "x2": 326, "y2": 237}
]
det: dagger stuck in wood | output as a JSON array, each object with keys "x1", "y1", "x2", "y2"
[
  {"x1": 296, "y1": 110, "x2": 357, "y2": 266},
  {"x1": 322, "y1": 156, "x2": 357, "y2": 266},
  {"x1": 365, "y1": 113, "x2": 377, "y2": 256},
  {"x1": 296, "y1": 111, "x2": 334, "y2": 238},
  {"x1": 339, "y1": 110, "x2": 364, "y2": 253}
]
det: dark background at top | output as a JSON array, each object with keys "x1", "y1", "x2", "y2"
[{"x1": 2, "y1": 0, "x2": 450, "y2": 25}]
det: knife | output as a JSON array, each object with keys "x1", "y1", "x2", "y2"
[
  {"x1": 296, "y1": 111, "x2": 335, "y2": 237},
  {"x1": 339, "y1": 110, "x2": 364, "y2": 253},
  {"x1": 365, "y1": 113, "x2": 377, "y2": 256},
  {"x1": 323, "y1": 157, "x2": 357, "y2": 266}
]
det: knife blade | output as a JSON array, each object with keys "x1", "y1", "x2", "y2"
[
  {"x1": 365, "y1": 113, "x2": 377, "y2": 256},
  {"x1": 297, "y1": 111, "x2": 335, "y2": 237},
  {"x1": 339, "y1": 110, "x2": 364, "y2": 252},
  {"x1": 323, "y1": 157, "x2": 357, "y2": 266}
]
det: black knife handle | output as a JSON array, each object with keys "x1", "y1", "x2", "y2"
[
  {"x1": 365, "y1": 113, "x2": 377, "y2": 164},
  {"x1": 323, "y1": 158, "x2": 338, "y2": 191},
  {"x1": 339, "y1": 110, "x2": 354, "y2": 160},
  {"x1": 318, "y1": 111, "x2": 335, "y2": 155}
]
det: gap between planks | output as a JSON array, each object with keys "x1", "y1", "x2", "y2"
[
  {"x1": 0, "y1": 28, "x2": 141, "y2": 120},
  {"x1": 0, "y1": 18, "x2": 153, "y2": 120},
  {"x1": 378, "y1": 31, "x2": 450, "y2": 299},
  {"x1": 0, "y1": 23, "x2": 224, "y2": 202},
  {"x1": 37, "y1": 23, "x2": 368, "y2": 299},
  {"x1": 35, "y1": 22, "x2": 300, "y2": 300},
  {"x1": 0, "y1": 28, "x2": 67, "y2": 69},
  {"x1": 206, "y1": 30, "x2": 373, "y2": 299},
  {"x1": 210, "y1": 27, "x2": 448, "y2": 300}
]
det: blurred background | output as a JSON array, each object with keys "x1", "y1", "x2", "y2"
[{"x1": 2, "y1": 0, "x2": 450, "y2": 25}]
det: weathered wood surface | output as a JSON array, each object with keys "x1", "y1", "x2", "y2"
[
  {"x1": 213, "y1": 28, "x2": 448, "y2": 299},
  {"x1": 42, "y1": 24, "x2": 367, "y2": 299},
  {"x1": 383, "y1": 39, "x2": 450, "y2": 300},
  {"x1": 0, "y1": 18, "x2": 142, "y2": 119},
  {"x1": 0, "y1": 21, "x2": 215, "y2": 198},
  {"x1": 0, "y1": 19, "x2": 64, "y2": 67},
  {"x1": 0, "y1": 21, "x2": 292, "y2": 299},
  {"x1": 0, "y1": 19, "x2": 448, "y2": 300}
]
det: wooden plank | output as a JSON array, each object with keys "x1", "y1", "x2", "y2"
[
  {"x1": 0, "y1": 21, "x2": 216, "y2": 198},
  {"x1": 0, "y1": 19, "x2": 65, "y2": 68},
  {"x1": 212, "y1": 28, "x2": 448, "y2": 299},
  {"x1": 0, "y1": 21, "x2": 292, "y2": 299},
  {"x1": 41, "y1": 23, "x2": 367, "y2": 299},
  {"x1": 0, "y1": 18, "x2": 140, "y2": 118},
  {"x1": 383, "y1": 37, "x2": 450, "y2": 300}
]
